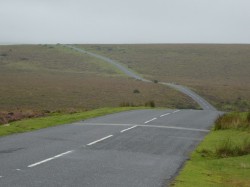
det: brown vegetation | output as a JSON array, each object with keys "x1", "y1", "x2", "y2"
[
  {"x1": 78, "y1": 44, "x2": 250, "y2": 111},
  {"x1": 0, "y1": 45, "x2": 198, "y2": 124},
  {"x1": 214, "y1": 112, "x2": 250, "y2": 130},
  {"x1": 0, "y1": 110, "x2": 47, "y2": 125}
]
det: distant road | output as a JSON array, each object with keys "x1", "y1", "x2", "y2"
[
  {"x1": 0, "y1": 109, "x2": 220, "y2": 186},
  {"x1": 65, "y1": 45, "x2": 216, "y2": 111}
]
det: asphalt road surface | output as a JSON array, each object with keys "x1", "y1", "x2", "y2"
[
  {"x1": 0, "y1": 109, "x2": 221, "y2": 187},
  {"x1": 0, "y1": 45, "x2": 220, "y2": 186}
]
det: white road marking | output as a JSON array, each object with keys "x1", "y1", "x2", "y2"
[
  {"x1": 144, "y1": 118, "x2": 157, "y2": 124},
  {"x1": 139, "y1": 124, "x2": 210, "y2": 132},
  {"x1": 80, "y1": 123, "x2": 209, "y2": 132},
  {"x1": 28, "y1": 150, "x2": 74, "y2": 168},
  {"x1": 16, "y1": 169, "x2": 21, "y2": 171},
  {"x1": 74, "y1": 122, "x2": 132, "y2": 127},
  {"x1": 160, "y1": 113, "x2": 170, "y2": 117},
  {"x1": 87, "y1": 135, "x2": 113, "y2": 146},
  {"x1": 0, "y1": 176, "x2": 2, "y2": 178},
  {"x1": 120, "y1": 125, "x2": 137, "y2": 133},
  {"x1": 173, "y1": 110, "x2": 180, "y2": 113}
]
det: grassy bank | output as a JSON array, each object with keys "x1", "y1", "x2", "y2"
[
  {"x1": 173, "y1": 112, "x2": 250, "y2": 187},
  {"x1": 0, "y1": 107, "x2": 146, "y2": 137}
]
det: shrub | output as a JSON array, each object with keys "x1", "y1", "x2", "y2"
[
  {"x1": 133, "y1": 89, "x2": 140, "y2": 94},
  {"x1": 247, "y1": 112, "x2": 250, "y2": 123},
  {"x1": 20, "y1": 57, "x2": 29, "y2": 61},
  {"x1": 145, "y1": 100, "x2": 155, "y2": 108},
  {"x1": 0, "y1": 53, "x2": 8, "y2": 57},
  {"x1": 153, "y1": 80, "x2": 158, "y2": 83}
]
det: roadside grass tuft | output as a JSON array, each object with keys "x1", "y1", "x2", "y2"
[
  {"x1": 215, "y1": 138, "x2": 250, "y2": 158},
  {"x1": 214, "y1": 112, "x2": 250, "y2": 130}
]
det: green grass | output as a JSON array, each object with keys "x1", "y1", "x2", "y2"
[
  {"x1": 0, "y1": 107, "x2": 147, "y2": 137},
  {"x1": 172, "y1": 112, "x2": 250, "y2": 187}
]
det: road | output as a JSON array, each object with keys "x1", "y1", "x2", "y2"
[
  {"x1": 66, "y1": 45, "x2": 150, "y2": 82},
  {"x1": 65, "y1": 45, "x2": 216, "y2": 111},
  {"x1": 0, "y1": 45, "x2": 220, "y2": 186},
  {"x1": 0, "y1": 109, "x2": 220, "y2": 186}
]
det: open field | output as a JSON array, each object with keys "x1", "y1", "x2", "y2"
[
  {"x1": 0, "y1": 45, "x2": 198, "y2": 124},
  {"x1": 172, "y1": 112, "x2": 250, "y2": 186},
  {"x1": 0, "y1": 44, "x2": 123, "y2": 76},
  {"x1": 78, "y1": 44, "x2": 250, "y2": 111}
]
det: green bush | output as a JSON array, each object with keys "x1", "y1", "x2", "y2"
[
  {"x1": 145, "y1": 100, "x2": 155, "y2": 108},
  {"x1": 153, "y1": 80, "x2": 158, "y2": 83},
  {"x1": 0, "y1": 53, "x2": 8, "y2": 57},
  {"x1": 247, "y1": 112, "x2": 250, "y2": 123},
  {"x1": 133, "y1": 89, "x2": 140, "y2": 94}
]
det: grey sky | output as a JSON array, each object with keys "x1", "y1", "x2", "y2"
[{"x1": 1, "y1": 0, "x2": 250, "y2": 44}]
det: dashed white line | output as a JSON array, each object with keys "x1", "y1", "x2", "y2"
[
  {"x1": 28, "y1": 150, "x2": 74, "y2": 168},
  {"x1": 120, "y1": 125, "x2": 137, "y2": 133},
  {"x1": 0, "y1": 176, "x2": 2, "y2": 178},
  {"x1": 173, "y1": 110, "x2": 180, "y2": 113},
  {"x1": 160, "y1": 113, "x2": 170, "y2": 117},
  {"x1": 87, "y1": 135, "x2": 113, "y2": 146},
  {"x1": 16, "y1": 169, "x2": 21, "y2": 171},
  {"x1": 144, "y1": 118, "x2": 157, "y2": 124}
]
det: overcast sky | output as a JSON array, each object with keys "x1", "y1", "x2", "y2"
[{"x1": 1, "y1": 0, "x2": 250, "y2": 44}]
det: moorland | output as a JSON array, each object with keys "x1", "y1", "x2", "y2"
[
  {"x1": 0, "y1": 44, "x2": 197, "y2": 124},
  {"x1": 78, "y1": 44, "x2": 250, "y2": 111}
]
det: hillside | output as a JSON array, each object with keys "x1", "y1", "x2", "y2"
[
  {"x1": 78, "y1": 44, "x2": 250, "y2": 111},
  {"x1": 0, "y1": 45, "x2": 198, "y2": 124}
]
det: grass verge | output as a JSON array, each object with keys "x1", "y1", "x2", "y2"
[
  {"x1": 0, "y1": 107, "x2": 147, "y2": 137},
  {"x1": 172, "y1": 112, "x2": 250, "y2": 187}
]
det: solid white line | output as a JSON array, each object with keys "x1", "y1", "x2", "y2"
[
  {"x1": 160, "y1": 113, "x2": 170, "y2": 117},
  {"x1": 139, "y1": 124, "x2": 210, "y2": 132},
  {"x1": 74, "y1": 122, "x2": 132, "y2": 127},
  {"x1": 144, "y1": 118, "x2": 157, "y2": 124},
  {"x1": 120, "y1": 125, "x2": 137, "y2": 133},
  {"x1": 80, "y1": 123, "x2": 209, "y2": 132},
  {"x1": 173, "y1": 110, "x2": 180, "y2": 113},
  {"x1": 87, "y1": 135, "x2": 113, "y2": 146},
  {"x1": 28, "y1": 150, "x2": 74, "y2": 168}
]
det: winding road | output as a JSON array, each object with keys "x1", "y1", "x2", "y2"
[
  {"x1": 66, "y1": 45, "x2": 216, "y2": 111},
  {"x1": 0, "y1": 45, "x2": 221, "y2": 187}
]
